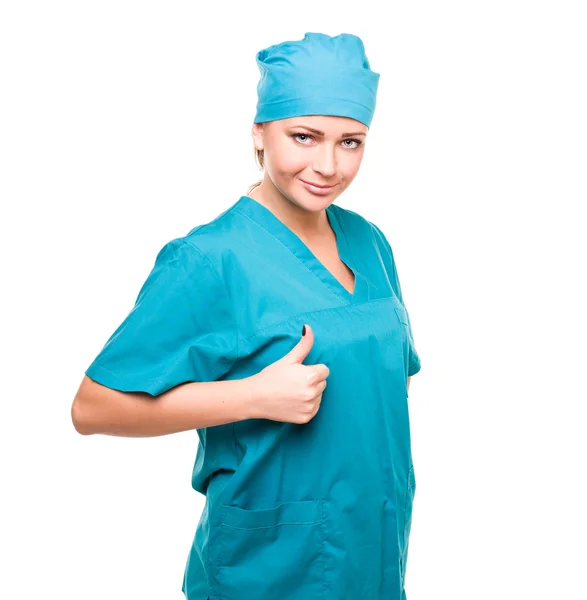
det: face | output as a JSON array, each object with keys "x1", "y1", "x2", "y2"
[{"x1": 251, "y1": 115, "x2": 368, "y2": 212}]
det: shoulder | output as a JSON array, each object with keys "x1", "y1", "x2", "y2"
[
  {"x1": 154, "y1": 200, "x2": 243, "y2": 278},
  {"x1": 152, "y1": 237, "x2": 209, "y2": 273},
  {"x1": 135, "y1": 238, "x2": 224, "y2": 309}
]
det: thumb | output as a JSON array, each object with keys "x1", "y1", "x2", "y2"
[{"x1": 282, "y1": 323, "x2": 314, "y2": 365}]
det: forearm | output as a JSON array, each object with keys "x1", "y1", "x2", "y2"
[{"x1": 72, "y1": 375, "x2": 255, "y2": 437}]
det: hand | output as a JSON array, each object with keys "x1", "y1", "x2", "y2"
[{"x1": 246, "y1": 324, "x2": 330, "y2": 424}]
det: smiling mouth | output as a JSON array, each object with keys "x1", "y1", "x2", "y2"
[{"x1": 300, "y1": 180, "x2": 335, "y2": 189}]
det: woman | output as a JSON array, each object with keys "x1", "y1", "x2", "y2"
[{"x1": 72, "y1": 32, "x2": 422, "y2": 600}]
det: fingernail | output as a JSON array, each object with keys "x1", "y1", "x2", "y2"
[{"x1": 302, "y1": 325, "x2": 306, "y2": 336}]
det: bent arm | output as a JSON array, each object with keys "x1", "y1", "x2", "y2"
[{"x1": 71, "y1": 375, "x2": 255, "y2": 437}]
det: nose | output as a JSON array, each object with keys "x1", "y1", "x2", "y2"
[{"x1": 312, "y1": 144, "x2": 337, "y2": 178}]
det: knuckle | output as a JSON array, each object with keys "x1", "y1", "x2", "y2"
[{"x1": 305, "y1": 370, "x2": 317, "y2": 384}]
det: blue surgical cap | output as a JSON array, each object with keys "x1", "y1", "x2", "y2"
[{"x1": 253, "y1": 32, "x2": 380, "y2": 128}]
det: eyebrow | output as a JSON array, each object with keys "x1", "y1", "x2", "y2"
[{"x1": 290, "y1": 125, "x2": 367, "y2": 137}]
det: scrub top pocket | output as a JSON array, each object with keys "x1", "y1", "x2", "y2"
[{"x1": 214, "y1": 499, "x2": 326, "y2": 600}]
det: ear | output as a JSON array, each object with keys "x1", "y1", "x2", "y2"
[{"x1": 251, "y1": 122, "x2": 265, "y2": 151}]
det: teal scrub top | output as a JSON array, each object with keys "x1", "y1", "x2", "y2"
[{"x1": 85, "y1": 194, "x2": 421, "y2": 600}]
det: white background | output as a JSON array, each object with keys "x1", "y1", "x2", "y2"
[{"x1": 1, "y1": 1, "x2": 586, "y2": 599}]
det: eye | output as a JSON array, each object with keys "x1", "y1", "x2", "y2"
[
  {"x1": 342, "y1": 138, "x2": 363, "y2": 149},
  {"x1": 292, "y1": 133, "x2": 314, "y2": 144}
]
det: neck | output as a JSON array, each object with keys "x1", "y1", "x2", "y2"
[{"x1": 247, "y1": 182, "x2": 331, "y2": 240}]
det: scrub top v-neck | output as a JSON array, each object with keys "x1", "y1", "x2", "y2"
[
  {"x1": 235, "y1": 195, "x2": 367, "y2": 304},
  {"x1": 84, "y1": 194, "x2": 422, "y2": 600}
]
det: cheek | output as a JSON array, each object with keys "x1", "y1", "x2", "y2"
[
  {"x1": 339, "y1": 161, "x2": 361, "y2": 181},
  {"x1": 271, "y1": 143, "x2": 308, "y2": 175},
  {"x1": 340, "y1": 154, "x2": 364, "y2": 180}
]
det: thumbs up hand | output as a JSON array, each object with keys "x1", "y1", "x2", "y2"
[{"x1": 246, "y1": 324, "x2": 330, "y2": 424}]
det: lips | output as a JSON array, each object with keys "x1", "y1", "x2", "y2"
[{"x1": 300, "y1": 180, "x2": 333, "y2": 189}]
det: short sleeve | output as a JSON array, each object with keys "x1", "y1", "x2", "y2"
[
  {"x1": 85, "y1": 239, "x2": 238, "y2": 396},
  {"x1": 370, "y1": 222, "x2": 422, "y2": 377}
]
